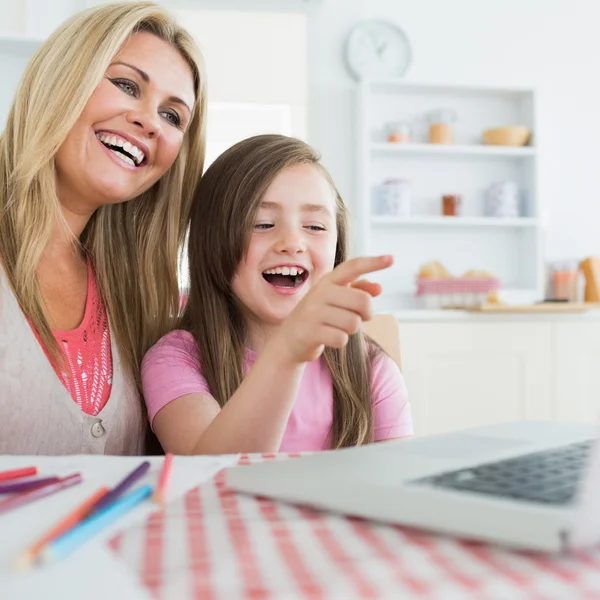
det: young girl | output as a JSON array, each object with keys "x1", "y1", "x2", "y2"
[{"x1": 142, "y1": 134, "x2": 412, "y2": 454}]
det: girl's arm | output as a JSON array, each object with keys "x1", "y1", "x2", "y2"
[{"x1": 151, "y1": 337, "x2": 306, "y2": 455}]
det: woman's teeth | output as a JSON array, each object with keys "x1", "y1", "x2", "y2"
[
  {"x1": 96, "y1": 133, "x2": 145, "y2": 165},
  {"x1": 262, "y1": 266, "x2": 304, "y2": 276}
]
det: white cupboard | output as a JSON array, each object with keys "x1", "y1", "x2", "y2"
[
  {"x1": 553, "y1": 322, "x2": 600, "y2": 425},
  {"x1": 398, "y1": 317, "x2": 600, "y2": 436}
]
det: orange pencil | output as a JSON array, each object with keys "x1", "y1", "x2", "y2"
[
  {"x1": 153, "y1": 453, "x2": 173, "y2": 504},
  {"x1": 16, "y1": 486, "x2": 109, "y2": 569}
]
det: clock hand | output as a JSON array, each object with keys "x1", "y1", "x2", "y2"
[{"x1": 376, "y1": 41, "x2": 388, "y2": 57}]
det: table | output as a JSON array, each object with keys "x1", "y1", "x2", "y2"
[{"x1": 3, "y1": 454, "x2": 600, "y2": 600}]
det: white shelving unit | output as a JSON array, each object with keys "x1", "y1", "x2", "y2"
[{"x1": 355, "y1": 79, "x2": 543, "y2": 308}]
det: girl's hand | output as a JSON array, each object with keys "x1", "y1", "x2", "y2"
[{"x1": 273, "y1": 255, "x2": 394, "y2": 364}]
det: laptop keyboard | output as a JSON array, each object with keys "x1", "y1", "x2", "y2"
[{"x1": 413, "y1": 440, "x2": 594, "y2": 505}]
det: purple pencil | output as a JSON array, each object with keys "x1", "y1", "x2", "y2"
[
  {"x1": 0, "y1": 474, "x2": 82, "y2": 515},
  {"x1": 0, "y1": 476, "x2": 60, "y2": 495},
  {"x1": 90, "y1": 461, "x2": 151, "y2": 513}
]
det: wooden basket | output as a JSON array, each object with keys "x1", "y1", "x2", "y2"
[{"x1": 482, "y1": 126, "x2": 531, "y2": 147}]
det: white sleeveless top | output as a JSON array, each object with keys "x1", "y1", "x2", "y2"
[{"x1": 0, "y1": 270, "x2": 145, "y2": 455}]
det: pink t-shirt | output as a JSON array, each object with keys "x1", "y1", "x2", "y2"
[{"x1": 142, "y1": 330, "x2": 412, "y2": 452}]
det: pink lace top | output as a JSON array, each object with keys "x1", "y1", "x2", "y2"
[{"x1": 33, "y1": 261, "x2": 113, "y2": 416}]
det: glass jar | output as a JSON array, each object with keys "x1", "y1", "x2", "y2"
[
  {"x1": 442, "y1": 194, "x2": 462, "y2": 216},
  {"x1": 386, "y1": 121, "x2": 412, "y2": 144},
  {"x1": 550, "y1": 261, "x2": 580, "y2": 302},
  {"x1": 428, "y1": 108, "x2": 457, "y2": 144}
]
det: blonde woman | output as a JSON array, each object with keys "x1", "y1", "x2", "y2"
[
  {"x1": 142, "y1": 135, "x2": 412, "y2": 454},
  {"x1": 0, "y1": 2, "x2": 206, "y2": 454}
]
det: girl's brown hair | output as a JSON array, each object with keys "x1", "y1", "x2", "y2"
[{"x1": 181, "y1": 134, "x2": 380, "y2": 448}]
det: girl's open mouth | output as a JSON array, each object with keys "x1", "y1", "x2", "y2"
[{"x1": 262, "y1": 267, "x2": 309, "y2": 288}]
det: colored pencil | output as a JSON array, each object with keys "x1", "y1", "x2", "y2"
[
  {"x1": 0, "y1": 476, "x2": 60, "y2": 495},
  {"x1": 16, "y1": 486, "x2": 110, "y2": 569},
  {"x1": 153, "y1": 453, "x2": 173, "y2": 504},
  {"x1": 39, "y1": 484, "x2": 153, "y2": 563},
  {"x1": 0, "y1": 466, "x2": 38, "y2": 482},
  {"x1": 90, "y1": 460, "x2": 150, "y2": 514},
  {"x1": 0, "y1": 474, "x2": 82, "y2": 515}
]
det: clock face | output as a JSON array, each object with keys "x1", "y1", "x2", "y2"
[{"x1": 345, "y1": 20, "x2": 412, "y2": 81}]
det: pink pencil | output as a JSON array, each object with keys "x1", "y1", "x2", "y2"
[
  {"x1": 0, "y1": 473, "x2": 82, "y2": 515},
  {"x1": 0, "y1": 466, "x2": 38, "y2": 482},
  {"x1": 153, "y1": 453, "x2": 173, "y2": 504}
]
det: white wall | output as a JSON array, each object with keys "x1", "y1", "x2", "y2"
[
  {"x1": 3, "y1": 0, "x2": 600, "y2": 264},
  {"x1": 307, "y1": 0, "x2": 600, "y2": 262},
  {"x1": 176, "y1": 9, "x2": 307, "y2": 140}
]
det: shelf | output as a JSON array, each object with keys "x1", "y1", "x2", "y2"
[
  {"x1": 371, "y1": 216, "x2": 539, "y2": 228},
  {"x1": 371, "y1": 142, "x2": 535, "y2": 158},
  {"x1": 0, "y1": 35, "x2": 42, "y2": 56}
]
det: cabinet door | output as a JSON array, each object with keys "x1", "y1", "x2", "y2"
[
  {"x1": 399, "y1": 322, "x2": 553, "y2": 436},
  {"x1": 554, "y1": 322, "x2": 600, "y2": 424}
]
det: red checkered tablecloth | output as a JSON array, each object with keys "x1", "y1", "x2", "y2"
[{"x1": 107, "y1": 454, "x2": 600, "y2": 599}]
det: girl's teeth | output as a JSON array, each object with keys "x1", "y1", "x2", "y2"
[{"x1": 262, "y1": 267, "x2": 305, "y2": 275}]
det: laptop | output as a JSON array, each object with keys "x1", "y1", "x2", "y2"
[{"x1": 225, "y1": 421, "x2": 600, "y2": 552}]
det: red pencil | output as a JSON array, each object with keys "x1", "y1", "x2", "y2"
[
  {"x1": 0, "y1": 466, "x2": 38, "y2": 482},
  {"x1": 0, "y1": 473, "x2": 82, "y2": 515},
  {"x1": 153, "y1": 453, "x2": 173, "y2": 504},
  {"x1": 16, "y1": 486, "x2": 109, "y2": 568}
]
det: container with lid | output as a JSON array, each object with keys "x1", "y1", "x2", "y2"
[
  {"x1": 386, "y1": 121, "x2": 412, "y2": 144},
  {"x1": 442, "y1": 194, "x2": 462, "y2": 216},
  {"x1": 428, "y1": 108, "x2": 457, "y2": 145},
  {"x1": 549, "y1": 260, "x2": 580, "y2": 302},
  {"x1": 373, "y1": 179, "x2": 412, "y2": 217}
]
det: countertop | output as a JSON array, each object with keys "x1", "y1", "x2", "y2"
[{"x1": 392, "y1": 307, "x2": 600, "y2": 322}]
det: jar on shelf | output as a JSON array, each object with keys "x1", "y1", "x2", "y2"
[
  {"x1": 386, "y1": 121, "x2": 412, "y2": 144},
  {"x1": 428, "y1": 108, "x2": 457, "y2": 144},
  {"x1": 374, "y1": 179, "x2": 412, "y2": 217},
  {"x1": 485, "y1": 181, "x2": 520, "y2": 218},
  {"x1": 442, "y1": 194, "x2": 462, "y2": 216}
]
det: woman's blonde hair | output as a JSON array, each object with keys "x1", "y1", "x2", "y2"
[
  {"x1": 181, "y1": 134, "x2": 381, "y2": 448},
  {"x1": 0, "y1": 2, "x2": 207, "y2": 391}
]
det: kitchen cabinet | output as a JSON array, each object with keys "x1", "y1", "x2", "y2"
[
  {"x1": 554, "y1": 322, "x2": 600, "y2": 425},
  {"x1": 398, "y1": 316, "x2": 600, "y2": 436}
]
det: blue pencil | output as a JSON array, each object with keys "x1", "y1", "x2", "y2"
[
  {"x1": 38, "y1": 484, "x2": 152, "y2": 564},
  {"x1": 90, "y1": 460, "x2": 151, "y2": 513}
]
